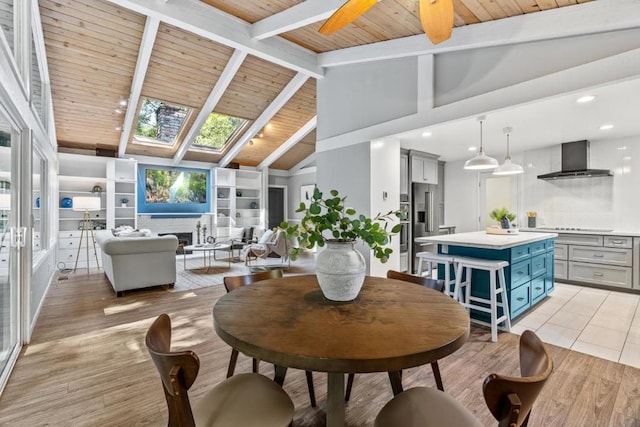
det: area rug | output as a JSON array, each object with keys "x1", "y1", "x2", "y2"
[{"x1": 170, "y1": 253, "x2": 316, "y2": 292}]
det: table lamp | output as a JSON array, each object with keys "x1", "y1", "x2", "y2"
[{"x1": 72, "y1": 196, "x2": 101, "y2": 273}]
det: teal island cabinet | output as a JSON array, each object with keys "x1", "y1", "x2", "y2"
[{"x1": 415, "y1": 231, "x2": 557, "y2": 321}]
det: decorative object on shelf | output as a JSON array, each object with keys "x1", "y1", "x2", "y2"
[
  {"x1": 250, "y1": 201, "x2": 258, "y2": 209},
  {"x1": 493, "y1": 127, "x2": 524, "y2": 175},
  {"x1": 72, "y1": 196, "x2": 102, "y2": 273},
  {"x1": 236, "y1": 212, "x2": 241, "y2": 218},
  {"x1": 60, "y1": 197, "x2": 73, "y2": 208},
  {"x1": 0, "y1": 180, "x2": 9, "y2": 190},
  {"x1": 196, "y1": 221, "x2": 201, "y2": 245},
  {"x1": 91, "y1": 184, "x2": 103, "y2": 194},
  {"x1": 464, "y1": 116, "x2": 499, "y2": 170},
  {"x1": 236, "y1": 190, "x2": 242, "y2": 197},
  {"x1": 280, "y1": 188, "x2": 403, "y2": 301},
  {"x1": 119, "y1": 197, "x2": 129, "y2": 207},
  {"x1": 218, "y1": 191, "x2": 225, "y2": 198},
  {"x1": 35, "y1": 197, "x2": 40, "y2": 208},
  {"x1": 490, "y1": 207, "x2": 516, "y2": 229}
]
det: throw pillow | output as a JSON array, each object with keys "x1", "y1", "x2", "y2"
[
  {"x1": 258, "y1": 229, "x2": 273, "y2": 244},
  {"x1": 230, "y1": 227, "x2": 244, "y2": 240}
]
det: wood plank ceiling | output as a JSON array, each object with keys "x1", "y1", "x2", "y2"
[{"x1": 40, "y1": 0, "x2": 592, "y2": 170}]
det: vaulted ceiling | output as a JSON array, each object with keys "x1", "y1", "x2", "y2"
[{"x1": 40, "y1": 0, "x2": 594, "y2": 170}]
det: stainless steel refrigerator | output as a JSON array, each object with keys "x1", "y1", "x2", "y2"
[{"x1": 411, "y1": 182, "x2": 442, "y2": 273}]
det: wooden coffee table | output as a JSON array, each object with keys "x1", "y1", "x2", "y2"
[
  {"x1": 182, "y1": 244, "x2": 231, "y2": 271},
  {"x1": 213, "y1": 275, "x2": 470, "y2": 427}
]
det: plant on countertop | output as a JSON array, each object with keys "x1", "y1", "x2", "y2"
[
  {"x1": 280, "y1": 188, "x2": 404, "y2": 262},
  {"x1": 490, "y1": 207, "x2": 516, "y2": 229}
]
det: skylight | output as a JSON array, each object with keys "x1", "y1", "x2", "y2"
[
  {"x1": 134, "y1": 97, "x2": 191, "y2": 146},
  {"x1": 191, "y1": 112, "x2": 248, "y2": 152}
]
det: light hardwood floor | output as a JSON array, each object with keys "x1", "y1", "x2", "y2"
[{"x1": 0, "y1": 270, "x2": 639, "y2": 426}]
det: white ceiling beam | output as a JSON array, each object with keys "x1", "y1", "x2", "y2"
[
  {"x1": 257, "y1": 116, "x2": 317, "y2": 169},
  {"x1": 103, "y1": 0, "x2": 322, "y2": 78},
  {"x1": 118, "y1": 16, "x2": 159, "y2": 157},
  {"x1": 219, "y1": 73, "x2": 310, "y2": 167},
  {"x1": 289, "y1": 153, "x2": 317, "y2": 175},
  {"x1": 251, "y1": 0, "x2": 343, "y2": 40},
  {"x1": 172, "y1": 50, "x2": 247, "y2": 165},
  {"x1": 319, "y1": 0, "x2": 640, "y2": 67}
]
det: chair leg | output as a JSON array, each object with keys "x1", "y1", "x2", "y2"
[
  {"x1": 345, "y1": 373, "x2": 355, "y2": 402},
  {"x1": 387, "y1": 371, "x2": 404, "y2": 396},
  {"x1": 431, "y1": 361, "x2": 444, "y2": 391},
  {"x1": 227, "y1": 349, "x2": 239, "y2": 378},
  {"x1": 252, "y1": 358, "x2": 260, "y2": 373},
  {"x1": 305, "y1": 371, "x2": 317, "y2": 408}
]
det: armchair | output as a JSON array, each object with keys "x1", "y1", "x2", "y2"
[
  {"x1": 212, "y1": 226, "x2": 254, "y2": 262},
  {"x1": 243, "y1": 229, "x2": 290, "y2": 267}
]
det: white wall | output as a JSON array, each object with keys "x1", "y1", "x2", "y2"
[
  {"x1": 522, "y1": 136, "x2": 640, "y2": 231},
  {"x1": 369, "y1": 138, "x2": 400, "y2": 277},
  {"x1": 444, "y1": 137, "x2": 640, "y2": 233}
]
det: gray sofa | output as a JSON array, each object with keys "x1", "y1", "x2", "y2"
[{"x1": 95, "y1": 230, "x2": 178, "y2": 296}]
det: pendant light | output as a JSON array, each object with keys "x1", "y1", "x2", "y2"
[
  {"x1": 493, "y1": 127, "x2": 524, "y2": 175},
  {"x1": 464, "y1": 117, "x2": 499, "y2": 170}
]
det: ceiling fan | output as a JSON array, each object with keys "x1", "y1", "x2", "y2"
[{"x1": 319, "y1": 0, "x2": 454, "y2": 45}]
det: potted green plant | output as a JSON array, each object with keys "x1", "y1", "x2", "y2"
[
  {"x1": 280, "y1": 188, "x2": 403, "y2": 301},
  {"x1": 119, "y1": 198, "x2": 129, "y2": 208},
  {"x1": 489, "y1": 207, "x2": 516, "y2": 229}
]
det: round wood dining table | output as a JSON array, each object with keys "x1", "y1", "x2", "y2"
[{"x1": 213, "y1": 274, "x2": 470, "y2": 427}]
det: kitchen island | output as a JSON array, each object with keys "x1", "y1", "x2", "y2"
[{"x1": 416, "y1": 231, "x2": 557, "y2": 320}]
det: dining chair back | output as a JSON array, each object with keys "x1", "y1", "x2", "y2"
[
  {"x1": 346, "y1": 270, "x2": 448, "y2": 403},
  {"x1": 374, "y1": 330, "x2": 553, "y2": 427},
  {"x1": 146, "y1": 313, "x2": 295, "y2": 427},
  {"x1": 386, "y1": 269, "x2": 445, "y2": 292},
  {"x1": 483, "y1": 329, "x2": 553, "y2": 426},
  {"x1": 222, "y1": 269, "x2": 317, "y2": 408}
]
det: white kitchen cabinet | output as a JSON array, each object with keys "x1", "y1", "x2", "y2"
[
  {"x1": 411, "y1": 156, "x2": 438, "y2": 184},
  {"x1": 400, "y1": 154, "x2": 408, "y2": 195}
]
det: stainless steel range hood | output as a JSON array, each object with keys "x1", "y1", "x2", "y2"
[{"x1": 537, "y1": 140, "x2": 613, "y2": 180}]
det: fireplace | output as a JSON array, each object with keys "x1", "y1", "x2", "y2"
[{"x1": 160, "y1": 232, "x2": 192, "y2": 254}]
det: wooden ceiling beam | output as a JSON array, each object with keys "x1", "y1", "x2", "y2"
[
  {"x1": 219, "y1": 72, "x2": 310, "y2": 168},
  {"x1": 257, "y1": 116, "x2": 317, "y2": 169},
  {"x1": 319, "y1": 0, "x2": 640, "y2": 67},
  {"x1": 103, "y1": 0, "x2": 323, "y2": 78},
  {"x1": 117, "y1": 16, "x2": 159, "y2": 157},
  {"x1": 251, "y1": 0, "x2": 344, "y2": 40},
  {"x1": 172, "y1": 49, "x2": 247, "y2": 165}
]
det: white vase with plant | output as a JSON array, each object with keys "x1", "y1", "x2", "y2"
[{"x1": 281, "y1": 188, "x2": 403, "y2": 301}]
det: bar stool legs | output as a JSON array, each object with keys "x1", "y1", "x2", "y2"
[{"x1": 453, "y1": 258, "x2": 511, "y2": 342}]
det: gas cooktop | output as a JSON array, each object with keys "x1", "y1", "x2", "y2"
[{"x1": 537, "y1": 227, "x2": 614, "y2": 232}]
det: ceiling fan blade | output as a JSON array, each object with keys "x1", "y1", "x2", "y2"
[
  {"x1": 319, "y1": 0, "x2": 378, "y2": 35},
  {"x1": 419, "y1": 0, "x2": 454, "y2": 44}
]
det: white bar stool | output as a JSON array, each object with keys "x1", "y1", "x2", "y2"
[
  {"x1": 416, "y1": 252, "x2": 457, "y2": 298},
  {"x1": 453, "y1": 256, "x2": 511, "y2": 342}
]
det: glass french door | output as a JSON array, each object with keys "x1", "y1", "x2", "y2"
[{"x1": 0, "y1": 109, "x2": 19, "y2": 381}]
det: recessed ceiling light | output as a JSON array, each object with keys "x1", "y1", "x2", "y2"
[
  {"x1": 599, "y1": 124, "x2": 614, "y2": 130},
  {"x1": 115, "y1": 125, "x2": 122, "y2": 131},
  {"x1": 119, "y1": 99, "x2": 128, "y2": 107},
  {"x1": 576, "y1": 95, "x2": 596, "y2": 103},
  {"x1": 114, "y1": 108, "x2": 123, "y2": 114},
  {"x1": 467, "y1": 146, "x2": 477, "y2": 151},
  {"x1": 421, "y1": 131, "x2": 432, "y2": 137}
]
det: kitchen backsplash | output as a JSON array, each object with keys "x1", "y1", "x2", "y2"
[{"x1": 521, "y1": 136, "x2": 640, "y2": 232}]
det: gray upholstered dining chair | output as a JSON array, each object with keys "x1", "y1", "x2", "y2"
[
  {"x1": 145, "y1": 313, "x2": 294, "y2": 427},
  {"x1": 374, "y1": 330, "x2": 553, "y2": 427},
  {"x1": 345, "y1": 269, "x2": 447, "y2": 402}
]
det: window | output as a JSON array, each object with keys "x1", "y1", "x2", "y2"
[
  {"x1": 191, "y1": 112, "x2": 248, "y2": 152},
  {"x1": 133, "y1": 97, "x2": 191, "y2": 146},
  {"x1": 0, "y1": 0, "x2": 14, "y2": 56}
]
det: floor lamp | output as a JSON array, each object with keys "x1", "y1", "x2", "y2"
[{"x1": 72, "y1": 196, "x2": 101, "y2": 273}]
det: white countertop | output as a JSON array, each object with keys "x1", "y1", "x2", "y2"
[
  {"x1": 522, "y1": 228, "x2": 640, "y2": 237},
  {"x1": 415, "y1": 231, "x2": 558, "y2": 250}
]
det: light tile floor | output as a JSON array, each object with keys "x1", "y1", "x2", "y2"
[{"x1": 509, "y1": 283, "x2": 640, "y2": 368}]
